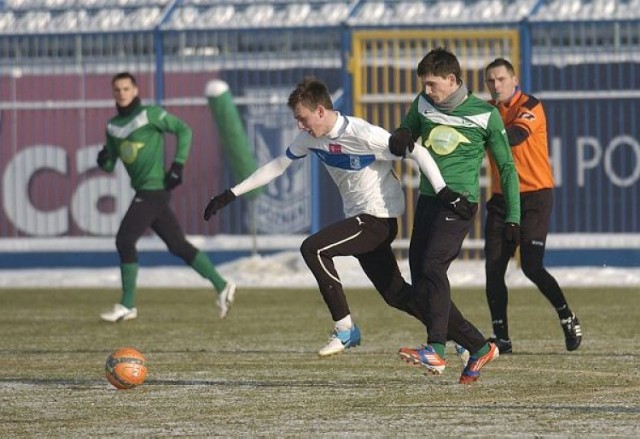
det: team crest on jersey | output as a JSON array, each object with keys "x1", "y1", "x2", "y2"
[
  {"x1": 350, "y1": 156, "x2": 362, "y2": 169},
  {"x1": 425, "y1": 125, "x2": 471, "y2": 156},
  {"x1": 119, "y1": 141, "x2": 145, "y2": 164},
  {"x1": 329, "y1": 143, "x2": 342, "y2": 153}
]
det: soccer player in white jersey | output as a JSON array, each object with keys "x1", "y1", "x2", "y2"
[{"x1": 204, "y1": 78, "x2": 473, "y2": 357}]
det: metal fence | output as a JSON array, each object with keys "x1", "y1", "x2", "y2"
[
  {"x1": 528, "y1": 19, "x2": 640, "y2": 233},
  {"x1": 1, "y1": 0, "x2": 639, "y2": 248}
]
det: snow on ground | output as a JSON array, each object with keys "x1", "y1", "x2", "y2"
[{"x1": 1, "y1": 251, "x2": 639, "y2": 289}]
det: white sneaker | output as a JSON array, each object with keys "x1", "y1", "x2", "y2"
[
  {"x1": 317, "y1": 325, "x2": 361, "y2": 357},
  {"x1": 217, "y1": 282, "x2": 236, "y2": 319},
  {"x1": 100, "y1": 304, "x2": 137, "y2": 323}
]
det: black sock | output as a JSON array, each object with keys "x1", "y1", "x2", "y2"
[
  {"x1": 556, "y1": 304, "x2": 572, "y2": 321},
  {"x1": 492, "y1": 319, "x2": 509, "y2": 340}
]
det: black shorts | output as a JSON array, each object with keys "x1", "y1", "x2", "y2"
[{"x1": 485, "y1": 188, "x2": 553, "y2": 246}]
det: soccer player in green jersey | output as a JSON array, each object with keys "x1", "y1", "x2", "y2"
[
  {"x1": 389, "y1": 48, "x2": 521, "y2": 383},
  {"x1": 97, "y1": 72, "x2": 236, "y2": 322}
]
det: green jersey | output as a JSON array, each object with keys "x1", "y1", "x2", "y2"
[
  {"x1": 101, "y1": 104, "x2": 192, "y2": 191},
  {"x1": 402, "y1": 92, "x2": 520, "y2": 224}
]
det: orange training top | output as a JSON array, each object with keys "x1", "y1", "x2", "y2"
[{"x1": 488, "y1": 89, "x2": 554, "y2": 194}]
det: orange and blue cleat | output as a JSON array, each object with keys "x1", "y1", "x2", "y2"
[
  {"x1": 398, "y1": 344, "x2": 446, "y2": 375},
  {"x1": 459, "y1": 342, "x2": 499, "y2": 384}
]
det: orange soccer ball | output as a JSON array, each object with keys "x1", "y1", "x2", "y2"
[{"x1": 105, "y1": 347, "x2": 148, "y2": 389}]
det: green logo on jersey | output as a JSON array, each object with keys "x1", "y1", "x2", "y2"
[
  {"x1": 119, "y1": 141, "x2": 145, "y2": 164},
  {"x1": 425, "y1": 125, "x2": 471, "y2": 156}
]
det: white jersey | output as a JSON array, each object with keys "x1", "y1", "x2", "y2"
[
  {"x1": 287, "y1": 113, "x2": 404, "y2": 218},
  {"x1": 230, "y1": 112, "x2": 446, "y2": 219}
]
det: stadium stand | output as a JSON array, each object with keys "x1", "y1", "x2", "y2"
[
  {"x1": 345, "y1": 0, "x2": 539, "y2": 24},
  {"x1": 2, "y1": 0, "x2": 640, "y2": 24},
  {"x1": 0, "y1": 1, "x2": 165, "y2": 32},
  {"x1": 3, "y1": 0, "x2": 169, "y2": 9},
  {"x1": 6, "y1": 0, "x2": 639, "y2": 31},
  {"x1": 163, "y1": 1, "x2": 352, "y2": 29},
  {"x1": 532, "y1": 0, "x2": 640, "y2": 20},
  {"x1": 0, "y1": 0, "x2": 355, "y2": 30}
]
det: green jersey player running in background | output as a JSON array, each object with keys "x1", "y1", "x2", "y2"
[{"x1": 97, "y1": 72, "x2": 236, "y2": 322}]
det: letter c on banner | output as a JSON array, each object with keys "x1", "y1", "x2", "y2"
[{"x1": 3, "y1": 145, "x2": 67, "y2": 235}]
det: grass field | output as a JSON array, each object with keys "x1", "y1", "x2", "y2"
[{"x1": 1, "y1": 286, "x2": 638, "y2": 437}]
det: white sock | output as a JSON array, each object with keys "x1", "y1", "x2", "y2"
[{"x1": 335, "y1": 315, "x2": 353, "y2": 332}]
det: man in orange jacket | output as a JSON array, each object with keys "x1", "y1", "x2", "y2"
[{"x1": 483, "y1": 58, "x2": 581, "y2": 353}]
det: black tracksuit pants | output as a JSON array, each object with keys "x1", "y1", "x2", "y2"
[
  {"x1": 409, "y1": 195, "x2": 487, "y2": 353},
  {"x1": 300, "y1": 214, "x2": 405, "y2": 321},
  {"x1": 484, "y1": 189, "x2": 570, "y2": 339},
  {"x1": 116, "y1": 190, "x2": 198, "y2": 264}
]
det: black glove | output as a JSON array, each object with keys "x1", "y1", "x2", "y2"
[
  {"x1": 436, "y1": 186, "x2": 473, "y2": 220},
  {"x1": 389, "y1": 127, "x2": 414, "y2": 157},
  {"x1": 165, "y1": 162, "x2": 184, "y2": 191},
  {"x1": 97, "y1": 146, "x2": 110, "y2": 168},
  {"x1": 504, "y1": 222, "x2": 521, "y2": 255},
  {"x1": 204, "y1": 189, "x2": 237, "y2": 221}
]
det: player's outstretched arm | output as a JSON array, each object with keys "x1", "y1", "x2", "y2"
[
  {"x1": 204, "y1": 189, "x2": 237, "y2": 220},
  {"x1": 203, "y1": 154, "x2": 293, "y2": 220},
  {"x1": 406, "y1": 145, "x2": 473, "y2": 220},
  {"x1": 388, "y1": 127, "x2": 414, "y2": 157},
  {"x1": 406, "y1": 145, "x2": 445, "y2": 193},
  {"x1": 388, "y1": 127, "x2": 455, "y2": 197}
]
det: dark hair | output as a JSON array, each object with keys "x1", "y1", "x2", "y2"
[
  {"x1": 485, "y1": 58, "x2": 516, "y2": 76},
  {"x1": 111, "y1": 71, "x2": 137, "y2": 86},
  {"x1": 287, "y1": 78, "x2": 333, "y2": 111},
  {"x1": 417, "y1": 47, "x2": 462, "y2": 84}
]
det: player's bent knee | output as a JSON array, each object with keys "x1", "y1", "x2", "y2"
[
  {"x1": 115, "y1": 234, "x2": 137, "y2": 261},
  {"x1": 167, "y1": 241, "x2": 197, "y2": 262},
  {"x1": 300, "y1": 237, "x2": 320, "y2": 259},
  {"x1": 521, "y1": 263, "x2": 545, "y2": 280}
]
